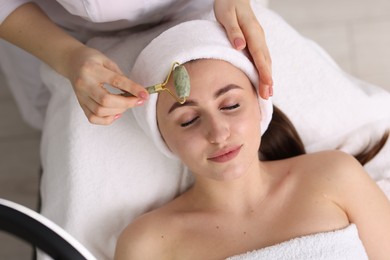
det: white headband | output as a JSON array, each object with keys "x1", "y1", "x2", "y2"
[{"x1": 130, "y1": 20, "x2": 273, "y2": 159}]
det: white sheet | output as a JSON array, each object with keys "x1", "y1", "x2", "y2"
[{"x1": 39, "y1": 3, "x2": 390, "y2": 259}]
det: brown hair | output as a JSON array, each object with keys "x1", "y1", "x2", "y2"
[{"x1": 260, "y1": 105, "x2": 389, "y2": 165}]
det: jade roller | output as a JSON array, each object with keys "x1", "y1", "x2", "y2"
[{"x1": 123, "y1": 62, "x2": 190, "y2": 104}]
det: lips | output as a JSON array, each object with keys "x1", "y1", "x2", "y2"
[{"x1": 207, "y1": 145, "x2": 242, "y2": 163}]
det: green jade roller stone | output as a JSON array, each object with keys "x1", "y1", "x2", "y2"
[
  {"x1": 122, "y1": 63, "x2": 190, "y2": 99},
  {"x1": 173, "y1": 65, "x2": 191, "y2": 101},
  {"x1": 144, "y1": 64, "x2": 190, "y2": 102}
]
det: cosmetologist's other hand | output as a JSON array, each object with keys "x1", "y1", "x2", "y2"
[{"x1": 214, "y1": 0, "x2": 273, "y2": 99}]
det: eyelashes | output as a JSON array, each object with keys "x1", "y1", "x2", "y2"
[
  {"x1": 221, "y1": 103, "x2": 240, "y2": 111},
  {"x1": 180, "y1": 104, "x2": 240, "y2": 128},
  {"x1": 181, "y1": 116, "x2": 199, "y2": 127}
]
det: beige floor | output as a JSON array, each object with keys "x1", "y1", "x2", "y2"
[{"x1": 0, "y1": 0, "x2": 389, "y2": 258}]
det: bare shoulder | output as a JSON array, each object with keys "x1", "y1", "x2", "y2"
[
  {"x1": 287, "y1": 150, "x2": 390, "y2": 258},
  {"x1": 296, "y1": 151, "x2": 390, "y2": 258},
  {"x1": 295, "y1": 150, "x2": 360, "y2": 167},
  {"x1": 287, "y1": 150, "x2": 372, "y2": 204},
  {"x1": 292, "y1": 150, "x2": 364, "y2": 181},
  {"x1": 267, "y1": 150, "x2": 366, "y2": 197},
  {"x1": 114, "y1": 207, "x2": 177, "y2": 260}
]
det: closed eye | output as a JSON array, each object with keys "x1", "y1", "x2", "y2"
[
  {"x1": 180, "y1": 116, "x2": 199, "y2": 127},
  {"x1": 221, "y1": 104, "x2": 240, "y2": 110},
  {"x1": 180, "y1": 104, "x2": 239, "y2": 127}
]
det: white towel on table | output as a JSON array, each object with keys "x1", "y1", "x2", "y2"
[{"x1": 39, "y1": 3, "x2": 390, "y2": 259}]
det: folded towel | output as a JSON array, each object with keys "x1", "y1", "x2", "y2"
[
  {"x1": 130, "y1": 19, "x2": 273, "y2": 159},
  {"x1": 226, "y1": 224, "x2": 368, "y2": 260}
]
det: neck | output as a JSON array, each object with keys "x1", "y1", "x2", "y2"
[{"x1": 188, "y1": 160, "x2": 272, "y2": 214}]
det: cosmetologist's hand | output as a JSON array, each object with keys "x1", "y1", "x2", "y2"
[
  {"x1": 0, "y1": 3, "x2": 149, "y2": 126},
  {"x1": 214, "y1": 0, "x2": 273, "y2": 99},
  {"x1": 66, "y1": 46, "x2": 149, "y2": 125}
]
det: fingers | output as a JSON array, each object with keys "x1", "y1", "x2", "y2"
[
  {"x1": 81, "y1": 104, "x2": 119, "y2": 125},
  {"x1": 237, "y1": 13, "x2": 273, "y2": 99},
  {"x1": 101, "y1": 59, "x2": 148, "y2": 99},
  {"x1": 106, "y1": 74, "x2": 148, "y2": 101},
  {"x1": 72, "y1": 57, "x2": 148, "y2": 125},
  {"x1": 243, "y1": 23, "x2": 273, "y2": 99},
  {"x1": 216, "y1": 8, "x2": 247, "y2": 50},
  {"x1": 214, "y1": 0, "x2": 273, "y2": 100},
  {"x1": 92, "y1": 86, "x2": 145, "y2": 111},
  {"x1": 76, "y1": 78, "x2": 147, "y2": 124},
  {"x1": 80, "y1": 96, "x2": 129, "y2": 125}
]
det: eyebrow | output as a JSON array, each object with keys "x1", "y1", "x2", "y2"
[{"x1": 167, "y1": 84, "x2": 243, "y2": 114}]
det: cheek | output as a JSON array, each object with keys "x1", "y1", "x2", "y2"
[
  {"x1": 235, "y1": 101, "x2": 261, "y2": 135},
  {"x1": 176, "y1": 134, "x2": 201, "y2": 161},
  {"x1": 233, "y1": 101, "x2": 262, "y2": 149},
  {"x1": 159, "y1": 125, "x2": 178, "y2": 153},
  {"x1": 161, "y1": 126, "x2": 201, "y2": 158},
  {"x1": 166, "y1": 132, "x2": 206, "y2": 171}
]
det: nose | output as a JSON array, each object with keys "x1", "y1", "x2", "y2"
[{"x1": 205, "y1": 115, "x2": 230, "y2": 144}]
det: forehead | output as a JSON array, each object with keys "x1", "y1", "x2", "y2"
[
  {"x1": 156, "y1": 59, "x2": 254, "y2": 108},
  {"x1": 173, "y1": 59, "x2": 251, "y2": 91}
]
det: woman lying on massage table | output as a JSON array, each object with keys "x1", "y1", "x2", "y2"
[{"x1": 115, "y1": 20, "x2": 390, "y2": 259}]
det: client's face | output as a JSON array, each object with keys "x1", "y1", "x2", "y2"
[{"x1": 157, "y1": 60, "x2": 261, "y2": 181}]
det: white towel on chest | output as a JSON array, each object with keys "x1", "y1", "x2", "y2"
[{"x1": 226, "y1": 224, "x2": 368, "y2": 260}]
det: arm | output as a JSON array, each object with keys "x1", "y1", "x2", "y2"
[
  {"x1": 0, "y1": 3, "x2": 148, "y2": 125},
  {"x1": 115, "y1": 226, "x2": 145, "y2": 260},
  {"x1": 335, "y1": 153, "x2": 390, "y2": 259},
  {"x1": 115, "y1": 217, "x2": 170, "y2": 260},
  {"x1": 115, "y1": 227, "x2": 151, "y2": 260},
  {"x1": 214, "y1": 0, "x2": 273, "y2": 99}
]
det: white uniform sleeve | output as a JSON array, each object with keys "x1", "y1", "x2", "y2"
[{"x1": 0, "y1": 0, "x2": 31, "y2": 24}]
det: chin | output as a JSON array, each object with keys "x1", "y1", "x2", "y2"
[{"x1": 211, "y1": 165, "x2": 250, "y2": 181}]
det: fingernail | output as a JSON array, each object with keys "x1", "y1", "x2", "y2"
[
  {"x1": 269, "y1": 86, "x2": 273, "y2": 97},
  {"x1": 262, "y1": 87, "x2": 270, "y2": 100},
  {"x1": 113, "y1": 80, "x2": 120, "y2": 87},
  {"x1": 137, "y1": 99, "x2": 145, "y2": 106},
  {"x1": 234, "y1": 38, "x2": 245, "y2": 49},
  {"x1": 114, "y1": 114, "x2": 121, "y2": 120},
  {"x1": 138, "y1": 91, "x2": 148, "y2": 100}
]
